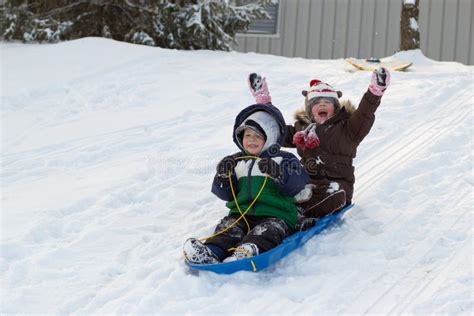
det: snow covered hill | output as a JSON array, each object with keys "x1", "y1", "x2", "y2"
[{"x1": 1, "y1": 38, "x2": 473, "y2": 314}]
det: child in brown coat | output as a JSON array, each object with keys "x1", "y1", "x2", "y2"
[{"x1": 248, "y1": 68, "x2": 391, "y2": 218}]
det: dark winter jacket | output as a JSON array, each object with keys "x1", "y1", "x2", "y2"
[
  {"x1": 283, "y1": 90, "x2": 382, "y2": 203},
  {"x1": 212, "y1": 103, "x2": 309, "y2": 229}
]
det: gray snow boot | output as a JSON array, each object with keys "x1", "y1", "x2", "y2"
[
  {"x1": 223, "y1": 243, "x2": 259, "y2": 263},
  {"x1": 183, "y1": 238, "x2": 220, "y2": 264}
]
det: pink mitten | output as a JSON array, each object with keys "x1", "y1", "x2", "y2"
[
  {"x1": 368, "y1": 67, "x2": 391, "y2": 96},
  {"x1": 254, "y1": 78, "x2": 272, "y2": 104},
  {"x1": 248, "y1": 74, "x2": 272, "y2": 104},
  {"x1": 305, "y1": 126, "x2": 320, "y2": 149},
  {"x1": 293, "y1": 131, "x2": 306, "y2": 150},
  {"x1": 293, "y1": 124, "x2": 320, "y2": 149}
]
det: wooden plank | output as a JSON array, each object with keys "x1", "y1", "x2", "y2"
[
  {"x1": 307, "y1": 0, "x2": 324, "y2": 59},
  {"x1": 359, "y1": 0, "x2": 376, "y2": 58},
  {"x1": 346, "y1": 0, "x2": 363, "y2": 57},
  {"x1": 320, "y1": 0, "x2": 337, "y2": 59},
  {"x1": 372, "y1": 0, "x2": 389, "y2": 58},
  {"x1": 333, "y1": 0, "x2": 350, "y2": 58},
  {"x1": 294, "y1": 0, "x2": 311, "y2": 58}
]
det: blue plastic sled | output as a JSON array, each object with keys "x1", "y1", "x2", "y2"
[{"x1": 185, "y1": 203, "x2": 353, "y2": 274}]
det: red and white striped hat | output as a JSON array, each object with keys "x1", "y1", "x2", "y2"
[{"x1": 306, "y1": 79, "x2": 339, "y2": 101}]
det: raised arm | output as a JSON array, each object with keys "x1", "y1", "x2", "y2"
[{"x1": 346, "y1": 67, "x2": 391, "y2": 144}]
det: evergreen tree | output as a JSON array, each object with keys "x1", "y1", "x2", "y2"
[{"x1": 0, "y1": 0, "x2": 271, "y2": 50}]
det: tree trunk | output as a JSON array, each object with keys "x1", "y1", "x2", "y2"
[{"x1": 400, "y1": 0, "x2": 420, "y2": 51}]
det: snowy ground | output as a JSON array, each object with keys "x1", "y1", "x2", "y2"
[{"x1": 1, "y1": 38, "x2": 473, "y2": 314}]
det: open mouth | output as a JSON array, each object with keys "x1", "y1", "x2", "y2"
[{"x1": 317, "y1": 109, "x2": 328, "y2": 118}]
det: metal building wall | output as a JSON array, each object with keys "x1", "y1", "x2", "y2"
[
  {"x1": 419, "y1": 0, "x2": 473, "y2": 64},
  {"x1": 234, "y1": 0, "x2": 473, "y2": 65}
]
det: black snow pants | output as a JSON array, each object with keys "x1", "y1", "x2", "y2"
[{"x1": 205, "y1": 215, "x2": 291, "y2": 255}]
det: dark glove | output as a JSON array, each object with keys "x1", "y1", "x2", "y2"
[
  {"x1": 216, "y1": 155, "x2": 237, "y2": 178},
  {"x1": 375, "y1": 67, "x2": 388, "y2": 86},
  {"x1": 258, "y1": 158, "x2": 282, "y2": 182},
  {"x1": 248, "y1": 73, "x2": 263, "y2": 92}
]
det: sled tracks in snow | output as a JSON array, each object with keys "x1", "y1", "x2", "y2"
[
  {"x1": 354, "y1": 91, "x2": 472, "y2": 199},
  {"x1": 342, "y1": 90, "x2": 473, "y2": 314},
  {"x1": 359, "y1": 194, "x2": 472, "y2": 314}
]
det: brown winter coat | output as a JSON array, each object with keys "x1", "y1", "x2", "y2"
[{"x1": 283, "y1": 90, "x2": 382, "y2": 203}]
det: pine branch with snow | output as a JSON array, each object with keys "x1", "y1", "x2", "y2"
[{"x1": 0, "y1": 0, "x2": 271, "y2": 51}]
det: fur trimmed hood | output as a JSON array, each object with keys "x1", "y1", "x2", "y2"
[{"x1": 294, "y1": 99, "x2": 356, "y2": 125}]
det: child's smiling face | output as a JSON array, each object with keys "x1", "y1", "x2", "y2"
[
  {"x1": 242, "y1": 128, "x2": 265, "y2": 155},
  {"x1": 311, "y1": 97, "x2": 336, "y2": 123}
]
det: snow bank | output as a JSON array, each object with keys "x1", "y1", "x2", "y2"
[{"x1": 1, "y1": 38, "x2": 473, "y2": 314}]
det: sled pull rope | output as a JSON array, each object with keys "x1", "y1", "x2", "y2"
[
  {"x1": 199, "y1": 156, "x2": 267, "y2": 241},
  {"x1": 227, "y1": 247, "x2": 257, "y2": 272},
  {"x1": 226, "y1": 155, "x2": 265, "y2": 233}
]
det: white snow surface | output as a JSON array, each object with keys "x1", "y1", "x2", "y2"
[{"x1": 1, "y1": 38, "x2": 473, "y2": 314}]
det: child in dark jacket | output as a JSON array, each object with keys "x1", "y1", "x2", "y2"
[
  {"x1": 248, "y1": 68, "x2": 391, "y2": 219},
  {"x1": 183, "y1": 103, "x2": 308, "y2": 264}
]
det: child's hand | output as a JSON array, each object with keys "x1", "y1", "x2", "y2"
[
  {"x1": 216, "y1": 155, "x2": 237, "y2": 178},
  {"x1": 368, "y1": 67, "x2": 391, "y2": 96},
  {"x1": 258, "y1": 158, "x2": 282, "y2": 182},
  {"x1": 248, "y1": 73, "x2": 272, "y2": 104},
  {"x1": 293, "y1": 123, "x2": 320, "y2": 150}
]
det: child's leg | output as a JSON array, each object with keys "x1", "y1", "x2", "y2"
[
  {"x1": 184, "y1": 215, "x2": 248, "y2": 264},
  {"x1": 205, "y1": 215, "x2": 248, "y2": 256},
  {"x1": 299, "y1": 181, "x2": 346, "y2": 218},
  {"x1": 239, "y1": 217, "x2": 290, "y2": 253}
]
